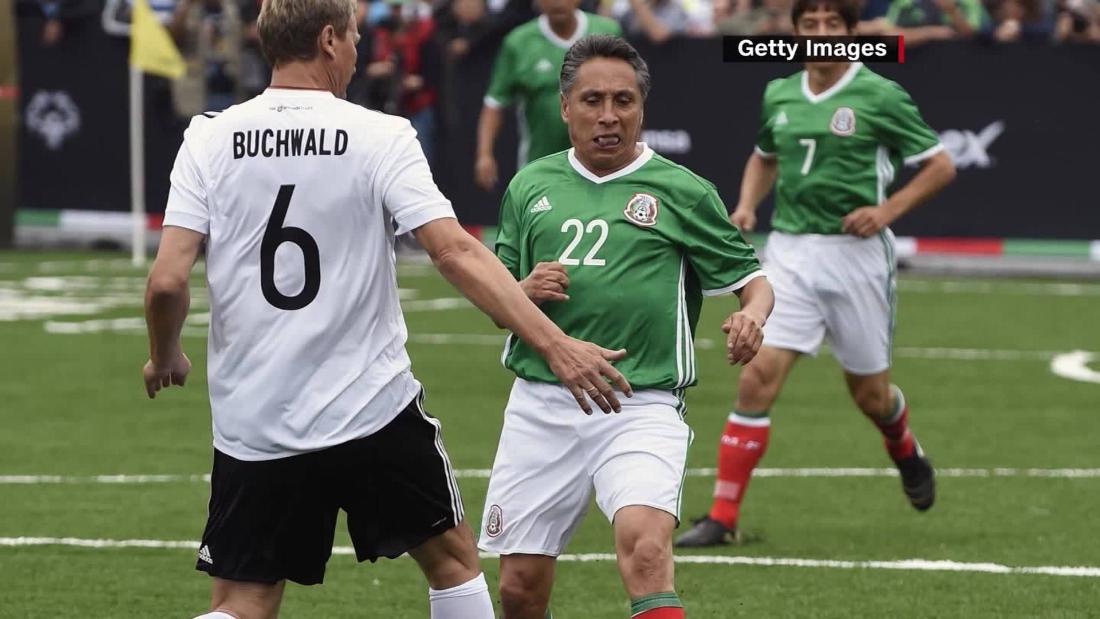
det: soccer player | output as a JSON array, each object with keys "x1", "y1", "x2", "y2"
[
  {"x1": 478, "y1": 35, "x2": 775, "y2": 619},
  {"x1": 675, "y1": 0, "x2": 957, "y2": 548},
  {"x1": 141, "y1": 1, "x2": 633, "y2": 617},
  {"x1": 473, "y1": 0, "x2": 621, "y2": 191}
]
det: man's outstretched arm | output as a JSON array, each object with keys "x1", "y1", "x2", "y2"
[{"x1": 413, "y1": 218, "x2": 633, "y2": 414}]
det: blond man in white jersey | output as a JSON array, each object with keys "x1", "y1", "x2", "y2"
[{"x1": 142, "y1": 0, "x2": 632, "y2": 616}]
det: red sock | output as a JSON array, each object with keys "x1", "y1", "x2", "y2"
[
  {"x1": 708, "y1": 411, "x2": 770, "y2": 530},
  {"x1": 633, "y1": 608, "x2": 684, "y2": 618},
  {"x1": 870, "y1": 386, "x2": 915, "y2": 461}
]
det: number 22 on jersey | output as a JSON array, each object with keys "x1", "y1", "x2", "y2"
[{"x1": 558, "y1": 218, "x2": 608, "y2": 267}]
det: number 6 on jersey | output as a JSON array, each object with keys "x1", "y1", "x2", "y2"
[{"x1": 261, "y1": 184, "x2": 321, "y2": 310}]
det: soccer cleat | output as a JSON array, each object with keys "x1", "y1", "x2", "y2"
[
  {"x1": 674, "y1": 516, "x2": 738, "y2": 548},
  {"x1": 896, "y1": 441, "x2": 935, "y2": 511}
]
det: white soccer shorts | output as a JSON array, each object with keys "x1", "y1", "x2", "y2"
[
  {"x1": 761, "y1": 230, "x2": 898, "y2": 375},
  {"x1": 478, "y1": 379, "x2": 692, "y2": 557}
]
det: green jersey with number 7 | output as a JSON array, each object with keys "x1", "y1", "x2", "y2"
[
  {"x1": 495, "y1": 145, "x2": 763, "y2": 393},
  {"x1": 755, "y1": 62, "x2": 944, "y2": 235}
]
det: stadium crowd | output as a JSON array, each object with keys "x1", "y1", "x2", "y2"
[{"x1": 18, "y1": 0, "x2": 1100, "y2": 135}]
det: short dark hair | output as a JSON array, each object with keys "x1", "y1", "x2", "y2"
[
  {"x1": 791, "y1": 0, "x2": 860, "y2": 29},
  {"x1": 560, "y1": 35, "x2": 652, "y2": 100}
]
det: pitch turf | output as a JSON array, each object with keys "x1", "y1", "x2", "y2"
[{"x1": 1, "y1": 250, "x2": 1098, "y2": 618}]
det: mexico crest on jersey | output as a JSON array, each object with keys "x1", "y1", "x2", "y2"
[
  {"x1": 624, "y1": 193, "x2": 659, "y2": 227},
  {"x1": 486, "y1": 505, "x2": 503, "y2": 537},
  {"x1": 830, "y1": 106, "x2": 856, "y2": 136}
]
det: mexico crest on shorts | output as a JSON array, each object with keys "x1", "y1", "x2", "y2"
[
  {"x1": 624, "y1": 193, "x2": 659, "y2": 227},
  {"x1": 486, "y1": 504, "x2": 503, "y2": 537},
  {"x1": 830, "y1": 106, "x2": 856, "y2": 136}
]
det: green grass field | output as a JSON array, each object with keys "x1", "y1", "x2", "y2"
[{"x1": 1, "y1": 250, "x2": 1098, "y2": 618}]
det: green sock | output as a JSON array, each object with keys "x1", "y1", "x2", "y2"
[{"x1": 630, "y1": 591, "x2": 682, "y2": 615}]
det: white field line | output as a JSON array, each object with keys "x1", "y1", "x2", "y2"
[
  {"x1": 896, "y1": 280, "x2": 1100, "y2": 297},
  {"x1": 37, "y1": 320, "x2": 1083, "y2": 365},
  {"x1": 1, "y1": 537, "x2": 1097, "y2": 578},
  {"x1": 4, "y1": 467, "x2": 1100, "y2": 485},
  {"x1": 404, "y1": 333, "x2": 1074, "y2": 362}
]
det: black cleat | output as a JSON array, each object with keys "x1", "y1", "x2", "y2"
[
  {"x1": 674, "y1": 517, "x2": 738, "y2": 548},
  {"x1": 896, "y1": 442, "x2": 935, "y2": 511}
]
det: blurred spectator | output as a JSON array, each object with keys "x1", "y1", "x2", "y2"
[
  {"x1": 858, "y1": 0, "x2": 892, "y2": 19},
  {"x1": 605, "y1": 0, "x2": 716, "y2": 40},
  {"x1": 436, "y1": 0, "x2": 495, "y2": 59},
  {"x1": 169, "y1": 0, "x2": 243, "y2": 115},
  {"x1": 365, "y1": 0, "x2": 441, "y2": 163},
  {"x1": 714, "y1": 0, "x2": 793, "y2": 34},
  {"x1": 1054, "y1": 0, "x2": 1100, "y2": 41},
  {"x1": 236, "y1": 0, "x2": 268, "y2": 99},
  {"x1": 881, "y1": 0, "x2": 991, "y2": 38},
  {"x1": 989, "y1": 0, "x2": 1052, "y2": 42},
  {"x1": 346, "y1": 1, "x2": 376, "y2": 106},
  {"x1": 855, "y1": 0, "x2": 987, "y2": 44},
  {"x1": 21, "y1": 0, "x2": 100, "y2": 47}
]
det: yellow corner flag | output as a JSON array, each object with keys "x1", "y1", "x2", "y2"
[{"x1": 129, "y1": 0, "x2": 186, "y2": 79}]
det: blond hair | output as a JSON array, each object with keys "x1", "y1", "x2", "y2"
[{"x1": 257, "y1": 0, "x2": 356, "y2": 66}]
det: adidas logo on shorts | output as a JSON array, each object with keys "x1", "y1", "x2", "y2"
[{"x1": 198, "y1": 544, "x2": 214, "y2": 565}]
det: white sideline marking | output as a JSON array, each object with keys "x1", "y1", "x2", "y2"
[
  {"x1": 405, "y1": 333, "x2": 1073, "y2": 362},
  {"x1": 401, "y1": 298, "x2": 472, "y2": 312},
  {"x1": 36, "y1": 320, "x2": 1087, "y2": 366},
  {"x1": 4, "y1": 468, "x2": 1100, "y2": 485},
  {"x1": 1050, "y1": 351, "x2": 1100, "y2": 385},
  {"x1": 1, "y1": 537, "x2": 1098, "y2": 578},
  {"x1": 896, "y1": 280, "x2": 1100, "y2": 298}
]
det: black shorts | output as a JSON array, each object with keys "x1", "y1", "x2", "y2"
[{"x1": 195, "y1": 391, "x2": 464, "y2": 585}]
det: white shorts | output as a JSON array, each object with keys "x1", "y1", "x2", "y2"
[
  {"x1": 761, "y1": 230, "x2": 898, "y2": 375},
  {"x1": 477, "y1": 379, "x2": 692, "y2": 557}
]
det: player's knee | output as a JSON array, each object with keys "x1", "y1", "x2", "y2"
[
  {"x1": 737, "y1": 362, "x2": 779, "y2": 407},
  {"x1": 852, "y1": 384, "x2": 891, "y2": 417},
  {"x1": 498, "y1": 567, "x2": 550, "y2": 615},
  {"x1": 412, "y1": 524, "x2": 481, "y2": 589},
  {"x1": 625, "y1": 535, "x2": 670, "y2": 576}
]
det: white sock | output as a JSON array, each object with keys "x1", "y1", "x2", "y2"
[
  {"x1": 193, "y1": 612, "x2": 237, "y2": 619},
  {"x1": 428, "y1": 572, "x2": 495, "y2": 619}
]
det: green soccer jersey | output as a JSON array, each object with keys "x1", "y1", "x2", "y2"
[
  {"x1": 755, "y1": 62, "x2": 943, "y2": 235},
  {"x1": 484, "y1": 11, "x2": 621, "y2": 166},
  {"x1": 495, "y1": 146, "x2": 763, "y2": 393}
]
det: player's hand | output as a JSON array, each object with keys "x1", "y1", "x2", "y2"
[
  {"x1": 730, "y1": 208, "x2": 756, "y2": 232},
  {"x1": 143, "y1": 352, "x2": 191, "y2": 399},
  {"x1": 520, "y1": 262, "x2": 570, "y2": 305},
  {"x1": 842, "y1": 206, "x2": 892, "y2": 238},
  {"x1": 474, "y1": 155, "x2": 498, "y2": 191},
  {"x1": 722, "y1": 311, "x2": 765, "y2": 365},
  {"x1": 543, "y1": 338, "x2": 633, "y2": 415}
]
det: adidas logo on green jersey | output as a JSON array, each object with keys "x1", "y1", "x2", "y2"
[{"x1": 530, "y1": 196, "x2": 552, "y2": 213}]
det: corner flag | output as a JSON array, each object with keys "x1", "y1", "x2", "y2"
[{"x1": 129, "y1": 0, "x2": 185, "y2": 79}]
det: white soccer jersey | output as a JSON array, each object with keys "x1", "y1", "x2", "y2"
[{"x1": 163, "y1": 88, "x2": 455, "y2": 461}]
